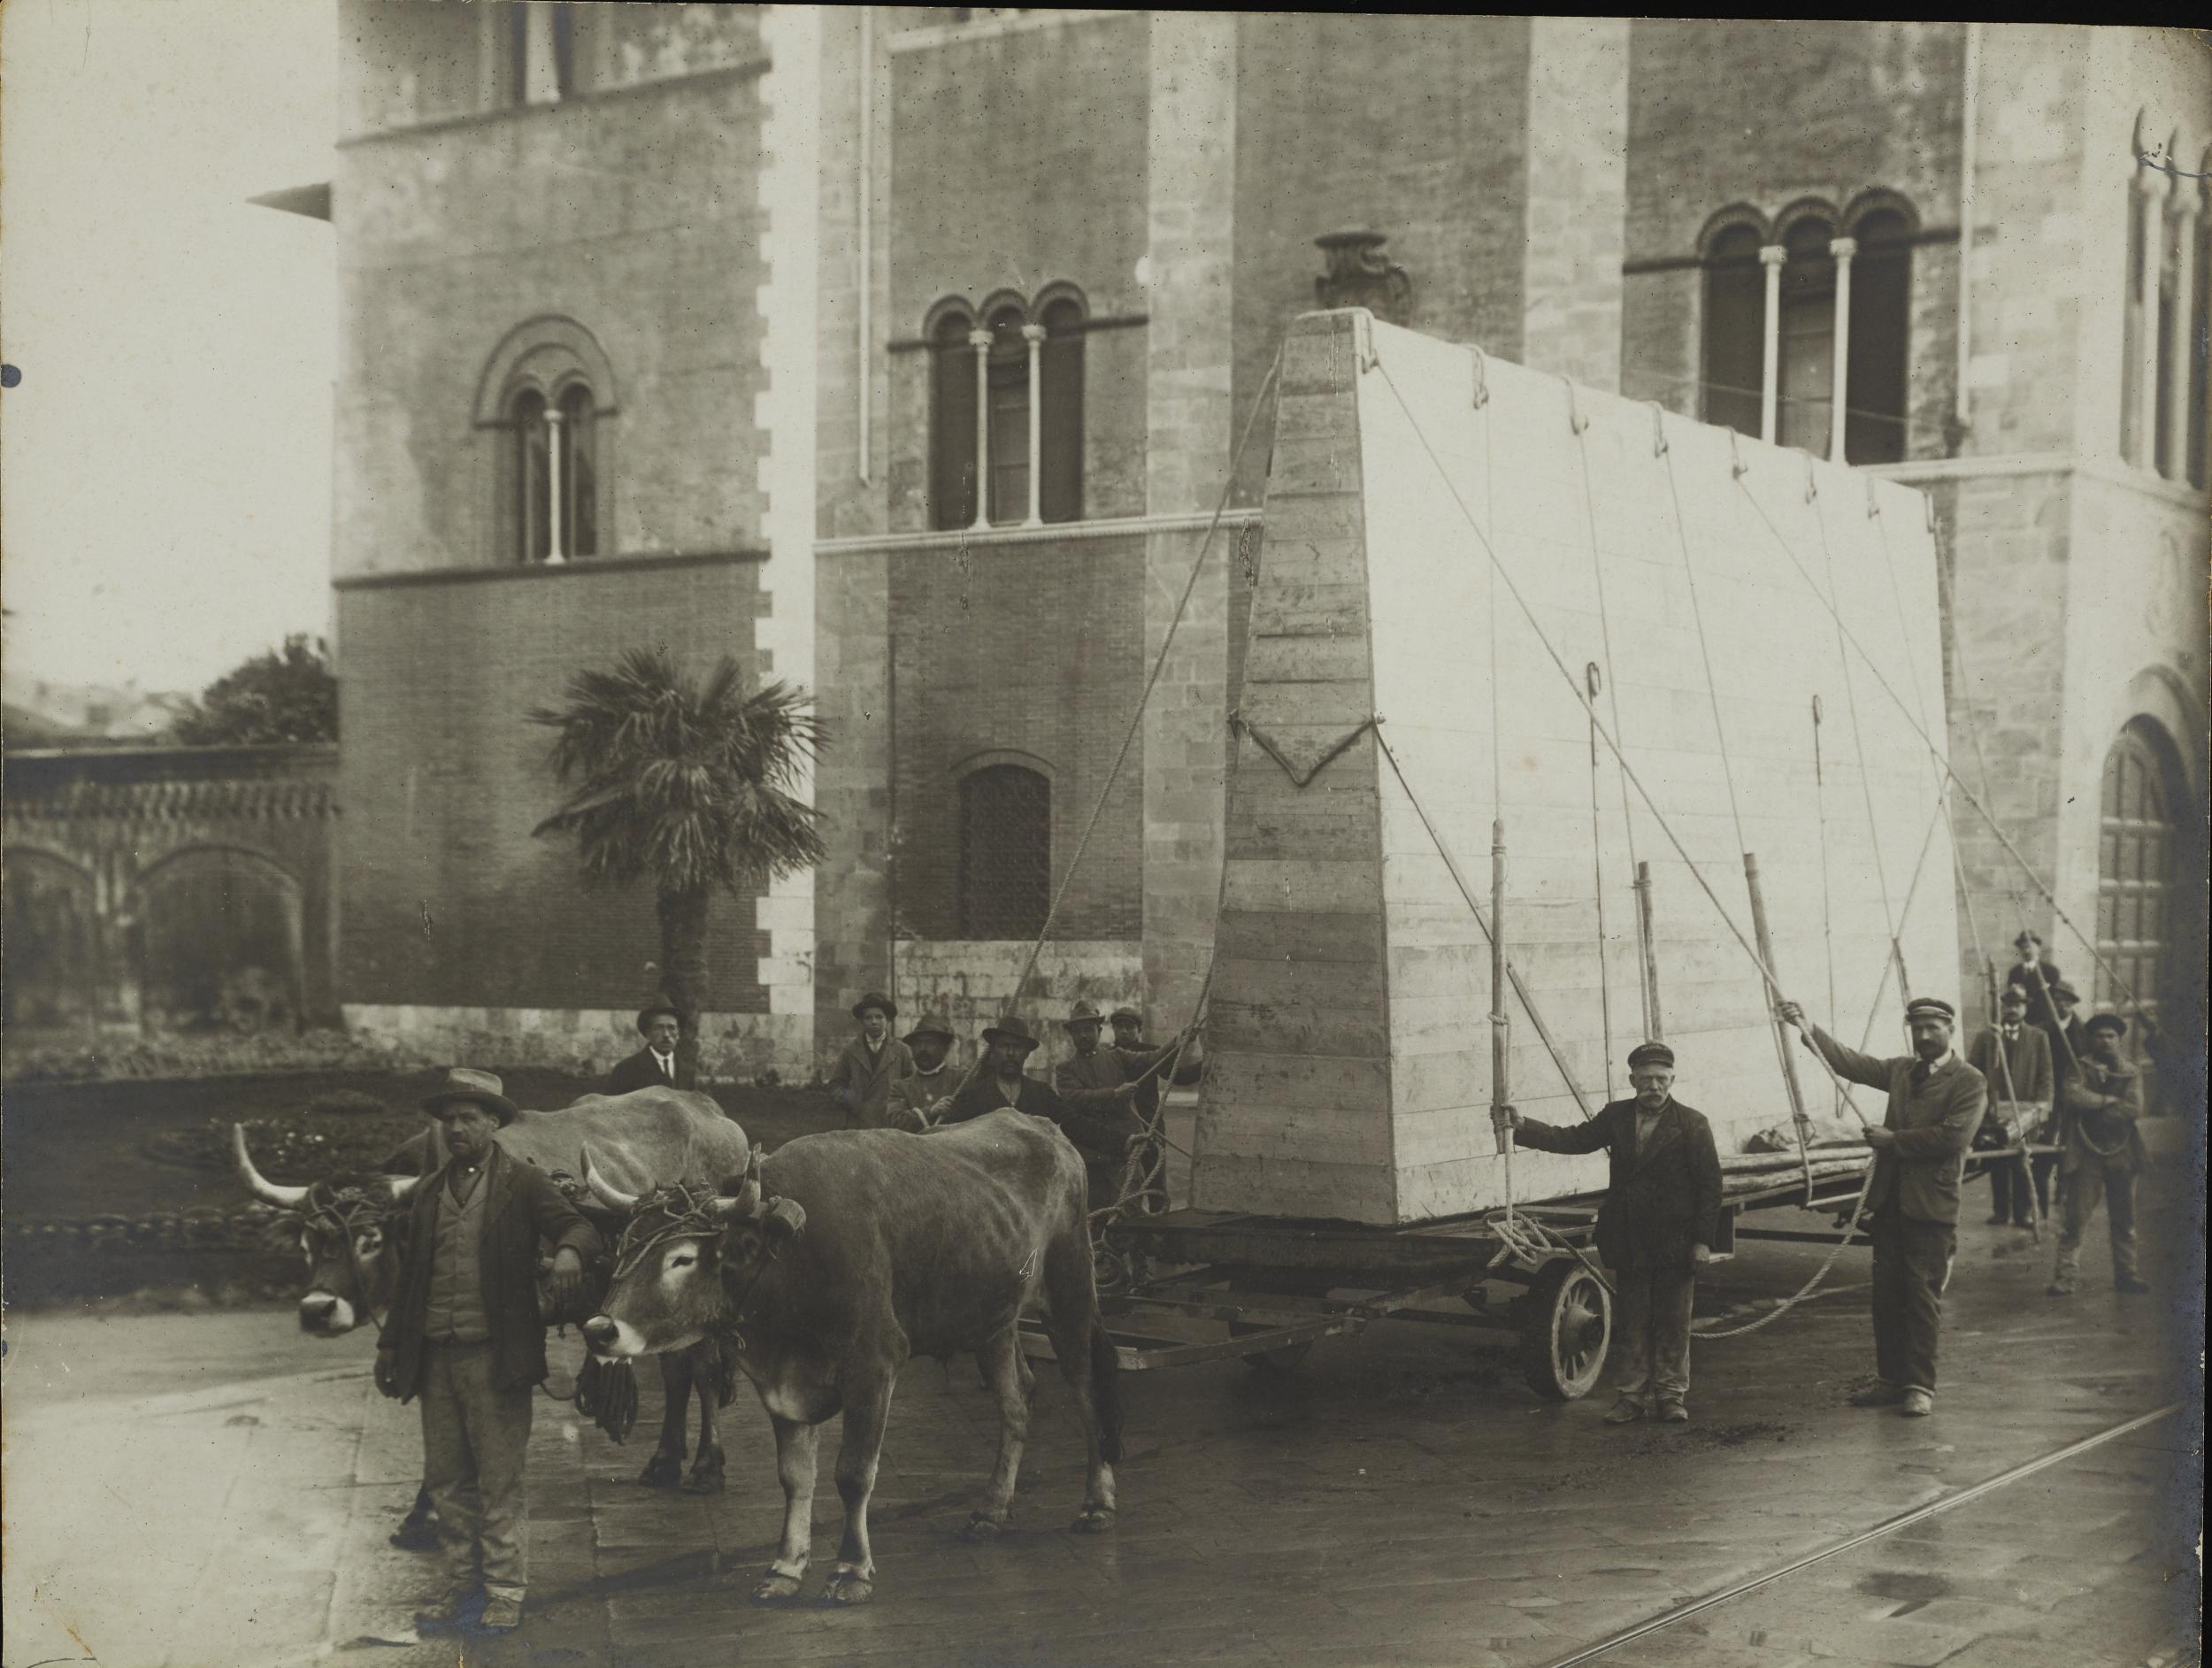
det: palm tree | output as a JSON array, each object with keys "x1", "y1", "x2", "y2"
[{"x1": 531, "y1": 649, "x2": 826, "y2": 1080}]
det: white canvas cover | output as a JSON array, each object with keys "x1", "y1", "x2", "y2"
[{"x1": 1191, "y1": 312, "x2": 1957, "y2": 1226}]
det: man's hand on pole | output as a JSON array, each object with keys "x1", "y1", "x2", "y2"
[{"x1": 1777, "y1": 999, "x2": 1808, "y2": 1030}]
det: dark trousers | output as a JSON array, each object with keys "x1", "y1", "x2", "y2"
[
  {"x1": 1987, "y1": 1153, "x2": 2054, "y2": 1223},
  {"x1": 1610, "y1": 1264, "x2": 1695, "y2": 1404},
  {"x1": 1869, "y1": 1207, "x2": 1955, "y2": 1395},
  {"x1": 2053, "y1": 1164, "x2": 2139, "y2": 1288}
]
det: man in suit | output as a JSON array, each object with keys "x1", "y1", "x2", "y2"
[
  {"x1": 2006, "y1": 932, "x2": 2069, "y2": 1036},
  {"x1": 934, "y1": 1016, "x2": 1142, "y2": 1200},
  {"x1": 2047, "y1": 1013, "x2": 2151, "y2": 1297},
  {"x1": 1780, "y1": 995, "x2": 1986, "y2": 1418},
  {"x1": 828, "y1": 993, "x2": 915, "y2": 1129},
  {"x1": 885, "y1": 1013, "x2": 958, "y2": 1131},
  {"x1": 606, "y1": 1005, "x2": 690, "y2": 1095},
  {"x1": 1967, "y1": 985, "x2": 2055, "y2": 1229},
  {"x1": 1505, "y1": 1042, "x2": 1723, "y2": 1425},
  {"x1": 374, "y1": 1070, "x2": 601, "y2": 1636}
]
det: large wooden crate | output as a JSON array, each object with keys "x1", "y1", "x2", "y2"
[{"x1": 1191, "y1": 311, "x2": 1957, "y2": 1226}]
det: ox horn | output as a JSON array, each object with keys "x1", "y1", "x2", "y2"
[
  {"x1": 385, "y1": 1173, "x2": 423, "y2": 1205},
  {"x1": 233, "y1": 1124, "x2": 311, "y2": 1209},
  {"x1": 706, "y1": 1149, "x2": 764, "y2": 1220},
  {"x1": 581, "y1": 1147, "x2": 641, "y2": 1213}
]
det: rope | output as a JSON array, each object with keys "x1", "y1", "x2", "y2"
[
  {"x1": 1812, "y1": 696, "x2": 1841, "y2": 1116},
  {"x1": 1691, "y1": 1162, "x2": 1873, "y2": 1339},
  {"x1": 1586, "y1": 664, "x2": 1617, "y2": 1098},
  {"x1": 1730, "y1": 470, "x2": 2154, "y2": 1023},
  {"x1": 1368, "y1": 357, "x2": 1880, "y2": 1133}
]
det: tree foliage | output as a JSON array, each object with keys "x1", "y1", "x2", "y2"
[{"x1": 171, "y1": 634, "x2": 338, "y2": 746}]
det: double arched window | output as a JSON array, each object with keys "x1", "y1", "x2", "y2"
[
  {"x1": 1699, "y1": 198, "x2": 1912, "y2": 465},
  {"x1": 475, "y1": 319, "x2": 616, "y2": 564},
  {"x1": 928, "y1": 290, "x2": 1085, "y2": 531}
]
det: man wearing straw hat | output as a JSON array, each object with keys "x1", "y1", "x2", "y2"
[
  {"x1": 375, "y1": 1070, "x2": 601, "y2": 1635},
  {"x1": 828, "y1": 992, "x2": 916, "y2": 1129},
  {"x1": 1504, "y1": 1042, "x2": 1722, "y2": 1425},
  {"x1": 2046, "y1": 1012, "x2": 2151, "y2": 1298},
  {"x1": 1778, "y1": 995, "x2": 1986, "y2": 1418}
]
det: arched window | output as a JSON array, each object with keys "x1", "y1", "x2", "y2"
[
  {"x1": 929, "y1": 308, "x2": 979, "y2": 530},
  {"x1": 986, "y1": 304, "x2": 1031, "y2": 525},
  {"x1": 1846, "y1": 208, "x2": 1912, "y2": 465},
  {"x1": 1039, "y1": 296, "x2": 1086, "y2": 523},
  {"x1": 958, "y1": 764, "x2": 1050, "y2": 939},
  {"x1": 1701, "y1": 222, "x2": 1764, "y2": 439},
  {"x1": 2095, "y1": 722, "x2": 2179, "y2": 1026},
  {"x1": 1778, "y1": 216, "x2": 1838, "y2": 457},
  {"x1": 505, "y1": 383, "x2": 596, "y2": 563}
]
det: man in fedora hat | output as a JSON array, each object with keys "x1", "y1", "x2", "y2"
[
  {"x1": 886, "y1": 1013, "x2": 959, "y2": 1131},
  {"x1": 935, "y1": 1016, "x2": 1143, "y2": 1202},
  {"x1": 1779, "y1": 995, "x2": 1986, "y2": 1418},
  {"x1": 1503, "y1": 1041, "x2": 1722, "y2": 1425},
  {"x1": 1059, "y1": 1001, "x2": 1203, "y2": 1213},
  {"x1": 829, "y1": 993, "x2": 916, "y2": 1130},
  {"x1": 375, "y1": 1071, "x2": 601, "y2": 1636},
  {"x1": 606, "y1": 1004, "x2": 692, "y2": 1095},
  {"x1": 2047, "y1": 1013, "x2": 2151, "y2": 1297},
  {"x1": 2005, "y1": 931, "x2": 2069, "y2": 1035}
]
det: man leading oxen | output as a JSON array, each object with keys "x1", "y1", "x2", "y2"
[
  {"x1": 580, "y1": 1103, "x2": 1122, "y2": 1607},
  {"x1": 234, "y1": 1075, "x2": 757, "y2": 1523}
]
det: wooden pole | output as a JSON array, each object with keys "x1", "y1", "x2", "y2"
[
  {"x1": 1745, "y1": 851, "x2": 1815, "y2": 1199},
  {"x1": 1634, "y1": 860, "x2": 1663, "y2": 1042},
  {"x1": 1491, "y1": 820, "x2": 1512, "y2": 1174}
]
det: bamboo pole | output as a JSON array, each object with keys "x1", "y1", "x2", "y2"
[
  {"x1": 1634, "y1": 860, "x2": 1663, "y2": 1042},
  {"x1": 1491, "y1": 820, "x2": 1513, "y2": 1213},
  {"x1": 1745, "y1": 851, "x2": 1816, "y2": 1201}
]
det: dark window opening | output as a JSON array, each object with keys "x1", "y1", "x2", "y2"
[
  {"x1": 1778, "y1": 218, "x2": 1837, "y2": 458},
  {"x1": 1701, "y1": 224, "x2": 1763, "y2": 440},
  {"x1": 512, "y1": 388, "x2": 550, "y2": 563},
  {"x1": 986, "y1": 305, "x2": 1030, "y2": 525},
  {"x1": 1040, "y1": 297, "x2": 1086, "y2": 523},
  {"x1": 958, "y1": 765, "x2": 1050, "y2": 940},
  {"x1": 558, "y1": 383, "x2": 596, "y2": 558},
  {"x1": 1847, "y1": 209, "x2": 1911, "y2": 465},
  {"x1": 930, "y1": 311, "x2": 978, "y2": 530}
]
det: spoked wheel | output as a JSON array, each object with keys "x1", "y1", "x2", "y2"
[{"x1": 1516, "y1": 1257, "x2": 1612, "y2": 1401}]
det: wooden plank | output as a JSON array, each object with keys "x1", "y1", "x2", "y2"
[
  {"x1": 1220, "y1": 859, "x2": 1381, "y2": 914},
  {"x1": 1243, "y1": 633, "x2": 1371, "y2": 686},
  {"x1": 1204, "y1": 1049, "x2": 1392, "y2": 1113},
  {"x1": 1199, "y1": 1104, "x2": 1394, "y2": 1167},
  {"x1": 1188, "y1": 1151, "x2": 1395, "y2": 1223},
  {"x1": 1215, "y1": 909, "x2": 1382, "y2": 966},
  {"x1": 1207, "y1": 995, "x2": 1388, "y2": 1061},
  {"x1": 1258, "y1": 580, "x2": 1371, "y2": 635}
]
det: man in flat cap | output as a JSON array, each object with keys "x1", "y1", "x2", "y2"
[
  {"x1": 376, "y1": 1071, "x2": 600, "y2": 1635},
  {"x1": 606, "y1": 1003, "x2": 692, "y2": 1095},
  {"x1": 1504, "y1": 1041, "x2": 1722, "y2": 1425},
  {"x1": 829, "y1": 993, "x2": 916, "y2": 1129},
  {"x1": 935, "y1": 1016, "x2": 1148, "y2": 1203},
  {"x1": 2047, "y1": 1012, "x2": 2151, "y2": 1297},
  {"x1": 885, "y1": 1013, "x2": 958, "y2": 1132},
  {"x1": 1967, "y1": 985, "x2": 2054, "y2": 1231},
  {"x1": 1779, "y1": 995, "x2": 1986, "y2": 1417}
]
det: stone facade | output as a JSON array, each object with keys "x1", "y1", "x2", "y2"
[{"x1": 325, "y1": 12, "x2": 2208, "y2": 1081}]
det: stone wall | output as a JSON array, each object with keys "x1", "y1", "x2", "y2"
[{"x1": 889, "y1": 937, "x2": 1144, "y2": 1085}]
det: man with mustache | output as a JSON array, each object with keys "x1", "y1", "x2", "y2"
[
  {"x1": 1779, "y1": 995, "x2": 1987, "y2": 1418},
  {"x1": 2046, "y1": 1012, "x2": 2151, "y2": 1298},
  {"x1": 1504, "y1": 1042, "x2": 1722, "y2": 1425}
]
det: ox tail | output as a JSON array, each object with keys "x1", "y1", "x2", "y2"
[{"x1": 1087, "y1": 1311, "x2": 1125, "y2": 1465}]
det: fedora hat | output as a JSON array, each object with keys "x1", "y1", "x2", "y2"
[
  {"x1": 636, "y1": 1003, "x2": 682, "y2": 1035},
  {"x1": 420, "y1": 1067, "x2": 518, "y2": 1126},
  {"x1": 980, "y1": 1015, "x2": 1041, "y2": 1053},
  {"x1": 902, "y1": 1012, "x2": 955, "y2": 1044},
  {"x1": 1062, "y1": 1000, "x2": 1106, "y2": 1030},
  {"x1": 851, "y1": 992, "x2": 896, "y2": 1021}
]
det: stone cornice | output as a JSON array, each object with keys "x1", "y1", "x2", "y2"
[{"x1": 815, "y1": 509, "x2": 1263, "y2": 557}]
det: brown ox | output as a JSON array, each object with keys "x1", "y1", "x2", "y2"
[
  {"x1": 234, "y1": 1086, "x2": 749, "y2": 1495},
  {"x1": 580, "y1": 1109, "x2": 1122, "y2": 1606}
]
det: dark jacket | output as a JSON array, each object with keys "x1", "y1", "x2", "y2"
[
  {"x1": 1965, "y1": 1024, "x2": 2055, "y2": 1141},
  {"x1": 1057, "y1": 1040, "x2": 1202, "y2": 1123},
  {"x1": 2060, "y1": 1054, "x2": 2147, "y2": 1177},
  {"x1": 1805, "y1": 1030, "x2": 1986, "y2": 1226},
  {"x1": 935, "y1": 1069, "x2": 1141, "y2": 1165},
  {"x1": 607, "y1": 1045, "x2": 693, "y2": 1095},
  {"x1": 830, "y1": 1036, "x2": 916, "y2": 1129},
  {"x1": 2006, "y1": 961, "x2": 2068, "y2": 1032},
  {"x1": 378, "y1": 1144, "x2": 602, "y2": 1397},
  {"x1": 1512, "y1": 1097, "x2": 1724, "y2": 1274}
]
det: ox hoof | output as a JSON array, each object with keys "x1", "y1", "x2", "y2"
[
  {"x1": 638, "y1": 1452, "x2": 684, "y2": 1489},
  {"x1": 1071, "y1": 1505, "x2": 1116, "y2": 1535},
  {"x1": 750, "y1": 1572, "x2": 805, "y2": 1605},
  {"x1": 823, "y1": 1567, "x2": 875, "y2": 1606},
  {"x1": 961, "y1": 1511, "x2": 1009, "y2": 1542},
  {"x1": 680, "y1": 1458, "x2": 726, "y2": 1496}
]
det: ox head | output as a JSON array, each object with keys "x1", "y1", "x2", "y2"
[
  {"x1": 234, "y1": 1124, "x2": 420, "y2": 1335},
  {"x1": 578, "y1": 1143, "x2": 805, "y2": 1359}
]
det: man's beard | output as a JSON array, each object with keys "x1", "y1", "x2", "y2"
[{"x1": 1914, "y1": 1038, "x2": 1947, "y2": 1061}]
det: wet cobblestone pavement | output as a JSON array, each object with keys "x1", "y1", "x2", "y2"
[{"x1": 6, "y1": 1122, "x2": 2198, "y2": 1668}]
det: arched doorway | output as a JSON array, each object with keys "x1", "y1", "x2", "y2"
[
  {"x1": 3, "y1": 849, "x2": 101, "y2": 1031},
  {"x1": 133, "y1": 847, "x2": 306, "y2": 1034}
]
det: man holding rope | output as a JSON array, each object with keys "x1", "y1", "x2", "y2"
[
  {"x1": 1778, "y1": 997, "x2": 1986, "y2": 1418},
  {"x1": 934, "y1": 1017, "x2": 1149, "y2": 1211},
  {"x1": 1056, "y1": 1002, "x2": 1204, "y2": 1216},
  {"x1": 2047, "y1": 1013, "x2": 2151, "y2": 1298},
  {"x1": 1967, "y1": 986, "x2": 2054, "y2": 1232}
]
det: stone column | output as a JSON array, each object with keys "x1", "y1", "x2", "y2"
[
  {"x1": 2134, "y1": 166, "x2": 2167, "y2": 472},
  {"x1": 1828, "y1": 236, "x2": 1856, "y2": 463},
  {"x1": 2162, "y1": 196, "x2": 2195, "y2": 481},
  {"x1": 1759, "y1": 245, "x2": 1786, "y2": 442},
  {"x1": 969, "y1": 328, "x2": 993, "y2": 528},
  {"x1": 544, "y1": 406, "x2": 567, "y2": 563},
  {"x1": 1519, "y1": 18, "x2": 1629, "y2": 391},
  {"x1": 1023, "y1": 322, "x2": 1046, "y2": 526},
  {"x1": 1141, "y1": 11, "x2": 1237, "y2": 1028}
]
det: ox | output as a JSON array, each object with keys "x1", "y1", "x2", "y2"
[
  {"x1": 233, "y1": 1085, "x2": 749, "y2": 1496},
  {"x1": 580, "y1": 1109, "x2": 1123, "y2": 1606}
]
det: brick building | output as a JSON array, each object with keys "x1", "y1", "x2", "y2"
[{"x1": 315, "y1": 10, "x2": 2207, "y2": 1081}]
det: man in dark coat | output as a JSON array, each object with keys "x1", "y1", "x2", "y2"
[
  {"x1": 1781, "y1": 995, "x2": 1986, "y2": 1418},
  {"x1": 828, "y1": 992, "x2": 916, "y2": 1129},
  {"x1": 1505, "y1": 1042, "x2": 1722, "y2": 1425},
  {"x1": 935, "y1": 1016, "x2": 1142, "y2": 1205},
  {"x1": 885, "y1": 1012, "x2": 958, "y2": 1131},
  {"x1": 374, "y1": 1070, "x2": 601, "y2": 1636},
  {"x1": 1056, "y1": 1001, "x2": 1202, "y2": 1213},
  {"x1": 605, "y1": 1004, "x2": 691, "y2": 1095},
  {"x1": 2006, "y1": 931, "x2": 2069, "y2": 1034},
  {"x1": 2047, "y1": 1013, "x2": 2151, "y2": 1297},
  {"x1": 1967, "y1": 985, "x2": 2055, "y2": 1229}
]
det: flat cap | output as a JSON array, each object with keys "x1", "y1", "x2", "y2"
[
  {"x1": 2084, "y1": 1012, "x2": 2128, "y2": 1038},
  {"x1": 1626, "y1": 1041, "x2": 1675, "y2": 1070},
  {"x1": 1904, "y1": 996, "x2": 1956, "y2": 1023}
]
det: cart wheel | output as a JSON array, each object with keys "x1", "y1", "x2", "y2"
[{"x1": 1517, "y1": 1258, "x2": 1611, "y2": 1402}]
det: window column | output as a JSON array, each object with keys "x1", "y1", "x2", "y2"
[
  {"x1": 543, "y1": 405, "x2": 568, "y2": 563},
  {"x1": 2134, "y1": 164, "x2": 2167, "y2": 473},
  {"x1": 1021, "y1": 323, "x2": 1046, "y2": 527},
  {"x1": 2163, "y1": 190, "x2": 2197, "y2": 482},
  {"x1": 967, "y1": 328, "x2": 993, "y2": 530},
  {"x1": 1759, "y1": 244, "x2": 1787, "y2": 442},
  {"x1": 1827, "y1": 237, "x2": 1856, "y2": 463}
]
